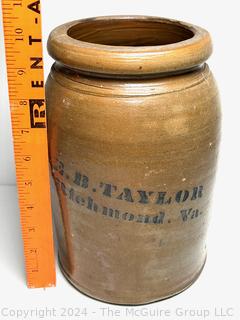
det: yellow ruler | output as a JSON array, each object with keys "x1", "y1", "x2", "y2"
[{"x1": 1, "y1": 0, "x2": 56, "y2": 288}]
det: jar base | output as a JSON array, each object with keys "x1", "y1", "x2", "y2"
[{"x1": 58, "y1": 253, "x2": 207, "y2": 306}]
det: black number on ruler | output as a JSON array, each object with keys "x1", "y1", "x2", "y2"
[
  {"x1": 17, "y1": 69, "x2": 25, "y2": 76},
  {"x1": 29, "y1": 248, "x2": 39, "y2": 272},
  {"x1": 21, "y1": 129, "x2": 29, "y2": 134},
  {"x1": 15, "y1": 27, "x2": 23, "y2": 41},
  {"x1": 15, "y1": 27, "x2": 23, "y2": 34},
  {"x1": 20, "y1": 100, "x2": 27, "y2": 106},
  {"x1": 29, "y1": 99, "x2": 46, "y2": 128},
  {"x1": 23, "y1": 156, "x2": 31, "y2": 161}
]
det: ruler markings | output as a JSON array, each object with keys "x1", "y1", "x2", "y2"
[{"x1": 2, "y1": 0, "x2": 56, "y2": 288}]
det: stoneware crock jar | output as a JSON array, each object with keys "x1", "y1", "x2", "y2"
[{"x1": 46, "y1": 16, "x2": 221, "y2": 305}]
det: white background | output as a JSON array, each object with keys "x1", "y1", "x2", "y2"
[{"x1": 0, "y1": 0, "x2": 239, "y2": 319}]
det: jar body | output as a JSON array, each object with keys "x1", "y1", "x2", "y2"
[{"x1": 46, "y1": 63, "x2": 221, "y2": 304}]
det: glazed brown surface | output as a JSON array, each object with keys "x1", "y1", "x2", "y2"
[
  {"x1": 46, "y1": 16, "x2": 221, "y2": 305},
  {"x1": 47, "y1": 16, "x2": 212, "y2": 76}
]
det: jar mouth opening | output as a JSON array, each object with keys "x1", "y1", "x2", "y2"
[
  {"x1": 48, "y1": 16, "x2": 212, "y2": 76},
  {"x1": 67, "y1": 18, "x2": 195, "y2": 47}
]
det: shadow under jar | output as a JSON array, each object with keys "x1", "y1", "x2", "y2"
[{"x1": 46, "y1": 16, "x2": 221, "y2": 305}]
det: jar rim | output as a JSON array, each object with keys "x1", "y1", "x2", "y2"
[{"x1": 47, "y1": 15, "x2": 212, "y2": 76}]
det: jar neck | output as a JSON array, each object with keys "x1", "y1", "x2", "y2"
[{"x1": 55, "y1": 62, "x2": 205, "y2": 80}]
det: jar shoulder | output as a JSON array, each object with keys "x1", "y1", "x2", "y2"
[
  {"x1": 46, "y1": 62, "x2": 221, "y2": 171},
  {"x1": 46, "y1": 63, "x2": 221, "y2": 130},
  {"x1": 46, "y1": 63, "x2": 218, "y2": 99}
]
